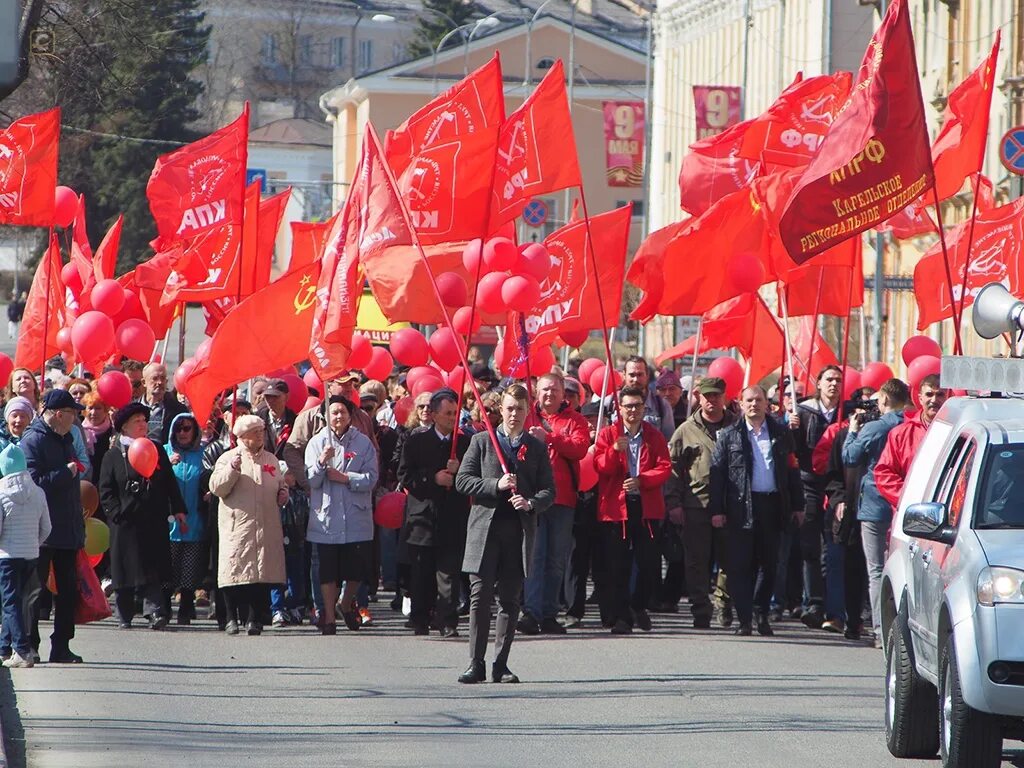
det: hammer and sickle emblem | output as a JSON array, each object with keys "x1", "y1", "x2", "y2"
[{"x1": 293, "y1": 274, "x2": 316, "y2": 315}]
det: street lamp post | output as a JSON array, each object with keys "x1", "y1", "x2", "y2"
[
  {"x1": 524, "y1": 0, "x2": 555, "y2": 86},
  {"x1": 463, "y1": 14, "x2": 502, "y2": 76},
  {"x1": 433, "y1": 24, "x2": 473, "y2": 94}
]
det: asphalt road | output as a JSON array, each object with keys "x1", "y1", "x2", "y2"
[{"x1": 1, "y1": 605, "x2": 993, "y2": 768}]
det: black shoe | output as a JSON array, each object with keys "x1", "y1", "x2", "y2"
[
  {"x1": 540, "y1": 618, "x2": 566, "y2": 635},
  {"x1": 440, "y1": 626, "x2": 459, "y2": 638},
  {"x1": 390, "y1": 595, "x2": 403, "y2": 612},
  {"x1": 634, "y1": 609, "x2": 652, "y2": 632},
  {"x1": 457, "y1": 602, "x2": 470, "y2": 616},
  {"x1": 413, "y1": 624, "x2": 429, "y2": 636},
  {"x1": 458, "y1": 661, "x2": 485, "y2": 684},
  {"x1": 844, "y1": 625, "x2": 863, "y2": 641},
  {"x1": 342, "y1": 610, "x2": 361, "y2": 631},
  {"x1": 610, "y1": 620, "x2": 632, "y2": 635},
  {"x1": 648, "y1": 601, "x2": 678, "y2": 614},
  {"x1": 176, "y1": 614, "x2": 191, "y2": 626},
  {"x1": 149, "y1": 615, "x2": 168, "y2": 631},
  {"x1": 692, "y1": 617, "x2": 711, "y2": 629},
  {"x1": 756, "y1": 619, "x2": 774, "y2": 637},
  {"x1": 733, "y1": 623, "x2": 752, "y2": 636},
  {"x1": 516, "y1": 613, "x2": 541, "y2": 635},
  {"x1": 48, "y1": 649, "x2": 83, "y2": 664},
  {"x1": 225, "y1": 620, "x2": 239, "y2": 635},
  {"x1": 320, "y1": 623, "x2": 337, "y2": 636},
  {"x1": 118, "y1": 621, "x2": 132, "y2": 630},
  {"x1": 718, "y1": 604, "x2": 734, "y2": 628},
  {"x1": 800, "y1": 607, "x2": 824, "y2": 630},
  {"x1": 491, "y1": 664, "x2": 519, "y2": 683},
  {"x1": 246, "y1": 621, "x2": 262, "y2": 636},
  {"x1": 768, "y1": 608, "x2": 784, "y2": 623}
]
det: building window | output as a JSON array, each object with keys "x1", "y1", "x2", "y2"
[
  {"x1": 357, "y1": 39, "x2": 373, "y2": 73},
  {"x1": 298, "y1": 35, "x2": 313, "y2": 66},
  {"x1": 618, "y1": 199, "x2": 644, "y2": 218},
  {"x1": 330, "y1": 37, "x2": 345, "y2": 68},
  {"x1": 261, "y1": 33, "x2": 278, "y2": 65}
]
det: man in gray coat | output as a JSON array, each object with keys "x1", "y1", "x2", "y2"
[{"x1": 455, "y1": 383, "x2": 554, "y2": 684}]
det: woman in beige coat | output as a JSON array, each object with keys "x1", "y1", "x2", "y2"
[{"x1": 209, "y1": 415, "x2": 288, "y2": 636}]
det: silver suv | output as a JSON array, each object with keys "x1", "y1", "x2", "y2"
[{"x1": 882, "y1": 396, "x2": 1024, "y2": 768}]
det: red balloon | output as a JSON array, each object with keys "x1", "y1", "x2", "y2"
[
  {"x1": 842, "y1": 367, "x2": 862, "y2": 399},
  {"x1": 428, "y1": 327, "x2": 461, "y2": 372},
  {"x1": 115, "y1": 319, "x2": 155, "y2": 362},
  {"x1": 577, "y1": 358, "x2": 603, "y2": 387},
  {"x1": 97, "y1": 371, "x2": 133, "y2": 409},
  {"x1": 194, "y1": 338, "x2": 213, "y2": 363},
  {"x1": 391, "y1": 328, "x2": 430, "y2": 367},
  {"x1": 707, "y1": 356, "x2": 744, "y2": 399},
  {"x1": 71, "y1": 311, "x2": 115, "y2": 362},
  {"x1": 348, "y1": 332, "x2": 373, "y2": 371},
  {"x1": 483, "y1": 237, "x2": 517, "y2": 272},
  {"x1": 54, "y1": 186, "x2": 78, "y2": 229},
  {"x1": 436, "y1": 272, "x2": 468, "y2": 308},
  {"x1": 302, "y1": 368, "x2": 323, "y2": 398},
  {"x1": 393, "y1": 395, "x2": 414, "y2": 426},
  {"x1": 907, "y1": 354, "x2": 941, "y2": 392},
  {"x1": 589, "y1": 365, "x2": 623, "y2": 396},
  {"x1": 303, "y1": 394, "x2": 323, "y2": 412},
  {"x1": 173, "y1": 358, "x2": 196, "y2": 393},
  {"x1": 560, "y1": 329, "x2": 589, "y2": 348},
  {"x1": 281, "y1": 373, "x2": 307, "y2": 413},
  {"x1": 501, "y1": 274, "x2": 541, "y2": 313},
  {"x1": 861, "y1": 361, "x2": 895, "y2": 391},
  {"x1": 0, "y1": 354, "x2": 12, "y2": 389},
  {"x1": 515, "y1": 243, "x2": 552, "y2": 282},
  {"x1": 728, "y1": 253, "x2": 767, "y2": 294},
  {"x1": 374, "y1": 491, "x2": 406, "y2": 529},
  {"x1": 406, "y1": 366, "x2": 437, "y2": 391},
  {"x1": 452, "y1": 306, "x2": 482, "y2": 335},
  {"x1": 462, "y1": 239, "x2": 484, "y2": 276},
  {"x1": 90, "y1": 279, "x2": 125, "y2": 317},
  {"x1": 410, "y1": 371, "x2": 444, "y2": 397},
  {"x1": 476, "y1": 272, "x2": 507, "y2": 314},
  {"x1": 578, "y1": 448, "x2": 598, "y2": 492},
  {"x1": 113, "y1": 289, "x2": 146, "y2": 326},
  {"x1": 61, "y1": 262, "x2": 83, "y2": 295},
  {"x1": 127, "y1": 438, "x2": 158, "y2": 478},
  {"x1": 445, "y1": 365, "x2": 469, "y2": 393},
  {"x1": 902, "y1": 335, "x2": 942, "y2": 366},
  {"x1": 56, "y1": 327, "x2": 74, "y2": 355},
  {"x1": 364, "y1": 346, "x2": 394, "y2": 382},
  {"x1": 530, "y1": 345, "x2": 556, "y2": 376}
]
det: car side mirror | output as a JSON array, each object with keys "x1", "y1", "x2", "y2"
[{"x1": 903, "y1": 502, "x2": 955, "y2": 544}]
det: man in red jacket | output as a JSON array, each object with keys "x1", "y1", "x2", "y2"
[
  {"x1": 874, "y1": 374, "x2": 947, "y2": 507},
  {"x1": 518, "y1": 373, "x2": 590, "y2": 635},
  {"x1": 594, "y1": 385, "x2": 672, "y2": 634}
]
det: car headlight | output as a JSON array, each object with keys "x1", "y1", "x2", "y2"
[{"x1": 977, "y1": 566, "x2": 1024, "y2": 606}]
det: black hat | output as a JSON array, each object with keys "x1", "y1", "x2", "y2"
[
  {"x1": 581, "y1": 401, "x2": 601, "y2": 417},
  {"x1": 469, "y1": 362, "x2": 497, "y2": 383},
  {"x1": 41, "y1": 390, "x2": 84, "y2": 412},
  {"x1": 113, "y1": 402, "x2": 151, "y2": 432}
]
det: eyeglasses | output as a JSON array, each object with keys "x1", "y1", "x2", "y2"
[
  {"x1": 176, "y1": 424, "x2": 194, "y2": 432},
  {"x1": 416, "y1": 404, "x2": 430, "y2": 410},
  {"x1": 620, "y1": 402, "x2": 644, "y2": 410}
]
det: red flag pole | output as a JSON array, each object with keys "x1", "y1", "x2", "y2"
[
  {"x1": 449, "y1": 247, "x2": 487, "y2": 463},
  {"x1": 929, "y1": 184, "x2": 963, "y2": 354},
  {"x1": 841, "y1": 264, "x2": 856, "y2": 375},
  {"x1": 230, "y1": 102, "x2": 251, "y2": 432},
  {"x1": 802, "y1": 266, "x2": 825, "y2": 395},
  {"x1": 953, "y1": 173, "x2": 984, "y2": 328},
  {"x1": 41, "y1": 229, "x2": 54, "y2": 377}
]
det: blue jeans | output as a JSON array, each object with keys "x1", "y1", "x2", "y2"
[
  {"x1": 0, "y1": 558, "x2": 36, "y2": 656},
  {"x1": 524, "y1": 504, "x2": 575, "y2": 621},
  {"x1": 271, "y1": 548, "x2": 307, "y2": 613}
]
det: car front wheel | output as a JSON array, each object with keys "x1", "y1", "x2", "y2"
[
  {"x1": 885, "y1": 612, "x2": 938, "y2": 757},
  {"x1": 939, "y1": 637, "x2": 1002, "y2": 768}
]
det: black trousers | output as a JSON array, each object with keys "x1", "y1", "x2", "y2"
[
  {"x1": 601, "y1": 496, "x2": 660, "y2": 626},
  {"x1": 799, "y1": 475, "x2": 826, "y2": 610},
  {"x1": 468, "y1": 516, "x2": 523, "y2": 668},
  {"x1": 222, "y1": 583, "x2": 271, "y2": 626},
  {"x1": 409, "y1": 543, "x2": 463, "y2": 630},
  {"x1": 115, "y1": 584, "x2": 164, "y2": 624},
  {"x1": 567, "y1": 494, "x2": 603, "y2": 620},
  {"x1": 844, "y1": 525, "x2": 868, "y2": 630},
  {"x1": 29, "y1": 547, "x2": 77, "y2": 654},
  {"x1": 729, "y1": 493, "x2": 781, "y2": 626},
  {"x1": 681, "y1": 508, "x2": 731, "y2": 621}
]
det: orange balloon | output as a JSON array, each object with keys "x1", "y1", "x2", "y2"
[{"x1": 80, "y1": 480, "x2": 99, "y2": 518}]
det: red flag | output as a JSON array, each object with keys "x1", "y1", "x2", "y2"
[
  {"x1": 15, "y1": 234, "x2": 65, "y2": 370},
  {"x1": 780, "y1": 237, "x2": 863, "y2": 317},
  {"x1": 677, "y1": 119, "x2": 755, "y2": 218},
  {"x1": 311, "y1": 124, "x2": 416, "y2": 380},
  {"x1": 71, "y1": 195, "x2": 93, "y2": 275},
  {"x1": 240, "y1": 184, "x2": 290, "y2": 297},
  {"x1": 931, "y1": 34, "x2": 999, "y2": 201},
  {"x1": 876, "y1": 197, "x2": 935, "y2": 239},
  {"x1": 116, "y1": 271, "x2": 178, "y2": 343},
  {"x1": 0, "y1": 108, "x2": 60, "y2": 227},
  {"x1": 770, "y1": 0, "x2": 933, "y2": 262},
  {"x1": 913, "y1": 197, "x2": 1024, "y2": 329},
  {"x1": 975, "y1": 172, "x2": 995, "y2": 212},
  {"x1": 489, "y1": 60, "x2": 581, "y2": 232},
  {"x1": 290, "y1": 218, "x2": 333, "y2": 271},
  {"x1": 135, "y1": 242, "x2": 209, "y2": 307},
  {"x1": 94, "y1": 215, "x2": 122, "y2": 281},
  {"x1": 790, "y1": 316, "x2": 839, "y2": 384},
  {"x1": 183, "y1": 260, "x2": 323, "y2": 427},
  {"x1": 387, "y1": 55, "x2": 504, "y2": 244}
]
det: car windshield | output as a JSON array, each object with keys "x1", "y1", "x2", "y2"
[{"x1": 976, "y1": 445, "x2": 1024, "y2": 529}]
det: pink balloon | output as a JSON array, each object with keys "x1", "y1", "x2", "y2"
[
  {"x1": 560, "y1": 329, "x2": 589, "y2": 348},
  {"x1": 577, "y1": 358, "x2": 603, "y2": 387},
  {"x1": 56, "y1": 327, "x2": 74, "y2": 355},
  {"x1": 115, "y1": 319, "x2": 156, "y2": 362},
  {"x1": 348, "y1": 332, "x2": 373, "y2": 371},
  {"x1": 529, "y1": 346, "x2": 556, "y2": 377},
  {"x1": 195, "y1": 338, "x2": 213, "y2": 362},
  {"x1": 429, "y1": 327, "x2": 461, "y2": 372},
  {"x1": 0, "y1": 354, "x2": 12, "y2": 389},
  {"x1": 907, "y1": 354, "x2": 941, "y2": 392},
  {"x1": 483, "y1": 237, "x2": 518, "y2": 272},
  {"x1": 97, "y1": 371, "x2": 133, "y2": 409},
  {"x1": 71, "y1": 311, "x2": 115, "y2": 362},
  {"x1": 280, "y1": 373, "x2": 307, "y2": 413},
  {"x1": 589, "y1": 365, "x2": 623, "y2": 396},
  {"x1": 391, "y1": 328, "x2": 430, "y2": 367},
  {"x1": 436, "y1": 272, "x2": 468, "y2": 308},
  {"x1": 445, "y1": 365, "x2": 469, "y2": 393},
  {"x1": 303, "y1": 394, "x2": 323, "y2": 412},
  {"x1": 90, "y1": 279, "x2": 125, "y2": 317},
  {"x1": 462, "y1": 239, "x2": 484, "y2": 276},
  {"x1": 861, "y1": 361, "x2": 895, "y2": 391},
  {"x1": 173, "y1": 358, "x2": 196, "y2": 393},
  {"x1": 406, "y1": 366, "x2": 438, "y2": 392},
  {"x1": 61, "y1": 262, "x2": 83, "y2": 295},
  {"x1": 303, "y1": 368, "x2": 323, "y2": 398},
  {"x1": 515, "y1": 243, "x2": 552, "y2": 282},
  {"x1": 728, "y1": 253, "x2": 766, "y2": 294},
  {"x1": 364, "y1": 346, "x2": 394, "y2": 382},
  {"x1": 374, "y1": 491, "x2": 406, "y2": 529},
  {"x1": 393, "y1": 395, "x2": 414, "y2": 425},
  {"x1": 707, "y1": 357, "x2": 744, "y2": 399},
  {"x1": 902, "y1": 335, "x2": 942, "y2": 366},
  {"x1": 578, "y1": 448, "x2": 598, "y2": 492},
  {"x1": 501, "y1": 274, "x2": 541, "y2": 313},
  {"x1": 410, "y1": 372, "x2": 445, "y2": 398},
  {"x1": 842, "y1": 367, "x2": 862, "y2": 400},
  {"x1": 452, "y1": 306, "x2": 482, "y2": 335},
  {"x1": 476, "y1": 272, "x2": 507, "y2": 314},
  {"x1": 113, "y1": 289, "x2": 146, "y2": 326},
  {"x1": 127, "y1": 438, "x2": 158, "y2": 478},
  {"x1": 54, "y1": 186, "x2": 78, "y2": 229}
]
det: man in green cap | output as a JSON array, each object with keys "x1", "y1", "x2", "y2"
[{"x1": 665, "y1": 376, "x2": 736, "y2": 628}]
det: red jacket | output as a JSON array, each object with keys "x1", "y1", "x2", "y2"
[
  {"x1": 812, "y1": 419, "x2": 849, "y2": 476},
  {"x1": 594, "y1": 421, "x2": 672, "y2": 523},
  {"x1": 525, "y1": 404, "x2": 590, "y2": 507},
  {"x1": 874, "y1": 410, "x2": 929, "y2": 507}
]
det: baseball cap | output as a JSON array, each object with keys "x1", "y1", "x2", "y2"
[
  {"x1": 655, "y1": 370, "x2": 682, "y2": 389},
  {"x1": 41, "y1": 389, "x2": 84, "y2": 412},
  {"x1": 564, "y1": 377, "x2": 581, "y2": 395},
  {"x1": 697, "y1": 377, "x2": 726, "y2": 395},
  {"x1": 331, "y1": 371, "x2": 360, "y2": 384},
  {"x1": 263, "y1": 378, "x2": 289, "y2": 397}
]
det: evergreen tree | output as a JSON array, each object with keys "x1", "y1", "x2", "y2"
[{"x1": 406, "y1": 0, "x2": 480, "y2": 59}]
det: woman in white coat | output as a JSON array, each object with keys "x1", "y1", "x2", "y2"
[{"x1": 305, "y1": 396, "x2": 378, "y2": 635}]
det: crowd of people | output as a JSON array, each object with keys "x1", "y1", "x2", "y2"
[{"x1": 0, "y1": 348, "x2": 947, "y2": 682}]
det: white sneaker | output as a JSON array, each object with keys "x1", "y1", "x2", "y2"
[
  {"x1": 271, "y1": 611, "x2": 287, "y2": 628},
  {"x1": 402, "y1": 596, "x2": 412, "y2": 617},
  {"x1": 102, "y1": 578, "x2": 114, "y2": 597},
  {"x1": 4, "y1": 652, "x2": 34, "y2": 668}
]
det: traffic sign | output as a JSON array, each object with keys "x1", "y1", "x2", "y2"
[
  {"x1": 246, "y1": 168, "x2": 267, "y2": 192},
  {"x1": 999, "y1": 127, "x2": 1024, "y2": 175},
  {"x1": 522, "y1": 199, "x2": 548, "y2": 227}
]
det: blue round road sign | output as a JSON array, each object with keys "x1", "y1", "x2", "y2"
[
  {"x1": 1000, "y1": 127, "x2": 1024, "y2": 175},
  {"x1": 523, "y1": 199, "x2": 548, "y2": 227}
]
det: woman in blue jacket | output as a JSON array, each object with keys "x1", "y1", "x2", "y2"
[{"x1": 165, "y1": 413, "x2": 206, "y2": 624}]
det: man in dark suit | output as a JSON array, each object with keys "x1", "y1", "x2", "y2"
[
  {"x1": 710, "y1": 385, "x2": 803, "y2": 638},
  {"x1": 398, "y1": 389, "x2": 471, "y2": 637},
  {"x1": 455, "y1": 383, "x2": 554, "y2": 684},
  {"x1": 136, "y1": 362, "x2": 187, "y2": 445}
]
